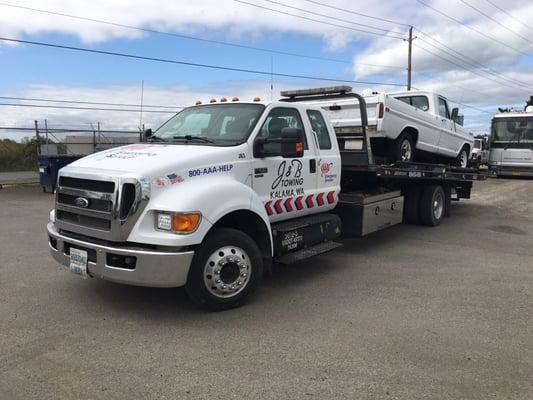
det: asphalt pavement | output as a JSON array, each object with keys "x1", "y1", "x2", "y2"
[{"x1": 0, "y1": 179, "x2": 532, "y2": 399}]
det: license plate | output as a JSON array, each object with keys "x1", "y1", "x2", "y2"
[
  {"x1": 512, "y1": 171, "x2": 521, "y2": 176},
  {"x1": 69, "y1": 247, "x2": 88, "y2": 278}
]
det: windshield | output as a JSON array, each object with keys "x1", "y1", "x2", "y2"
[
  {"x1": 491, "y1": 117, "x2": 533, "y2": 148},
  {"x1": 155, "y1": 104, "x2": 265, "y2": 145}
]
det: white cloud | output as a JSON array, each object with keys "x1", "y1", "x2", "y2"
[{"x1": 2, "y1": 0, "x2": 533, "y2": 138}]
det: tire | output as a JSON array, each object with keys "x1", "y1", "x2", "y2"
[
  {"x1": 419, "y1": 185, "x2": 446, "y2": 227},
  {"x1": 453, "y1": 146, "x2": 469, "y2": 169},
  {"x1": 185, "y1": 228, "x2": 263, "y2": 311},
  {"x1": 391, "y1": 132, "x2": 415, "y2": 163}
]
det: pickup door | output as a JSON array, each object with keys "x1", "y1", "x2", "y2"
[
  {"x1": 251, "y1": 106, "x2": 339, "y2": 222},
  {"x1": 436, "y1": 97, "x2": 462, "y2": 157}
]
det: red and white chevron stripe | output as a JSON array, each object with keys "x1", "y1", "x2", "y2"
[{"x1": 264, "y1": 191, "x2": 336, "y2": 216}]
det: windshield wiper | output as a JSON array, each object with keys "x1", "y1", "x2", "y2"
[
  {"x1": 172, "y1": 135, "x2": 214, "y2": 143},
  {"x1": 147, "y1": 135, "x2": 168, "y2": 142}
]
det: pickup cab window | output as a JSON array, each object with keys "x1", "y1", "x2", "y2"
[
  {"x1": 395, "y1": 95, "x2": 429, "y2": 112},
  {"x1": 307, "y1": 109, "x2": 332, "y2": 149},
  {"x1": 438, "y1": 98, "x2": 450, "y2": 119}
]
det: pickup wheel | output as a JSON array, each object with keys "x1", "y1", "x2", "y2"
[
  {"x1": 453, "y1": 146, "x2": 469, "y2": 168},
  {"x1": 391, "y1": 132, "x2": 414, "y2": 163},
  {"x1": 419, "y1": 184, "x2": 446, "y2": 227},
  {"x1": 185, "y1": 228, "x2": 263, "y2": 311}
]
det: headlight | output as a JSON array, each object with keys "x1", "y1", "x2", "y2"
[
  {"x1": 49, "y1": 209, "x2": 56, "y2": 223},
  {"x1": 156, "y1": 212, "x2": 202, "y2": 234}
]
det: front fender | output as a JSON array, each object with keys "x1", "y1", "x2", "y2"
[{"x1": 127, "y1": 176, "x2": 272, "y2": 250}]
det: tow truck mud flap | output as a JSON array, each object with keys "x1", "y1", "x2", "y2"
[
  {"x1": 335, "y1": 190, "x2": 404, "y2": 236},
  {"x1": 272, "y1": 214, "x2": 342, "y2": 264}
]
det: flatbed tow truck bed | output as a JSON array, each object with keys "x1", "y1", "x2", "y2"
[{"x1": 278, "y1": 86, "x2": 487, "y2": 236}]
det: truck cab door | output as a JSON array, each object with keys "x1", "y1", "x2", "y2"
[
  {"x1": 251, "y1": 106, "x2": 319, "y2": 222},
  {"x1": 306, "y1": 109, "x2": 341, "y2": 207},
  {"x1": 436, "y1": 97, "x2": 459, "y2": 157}
]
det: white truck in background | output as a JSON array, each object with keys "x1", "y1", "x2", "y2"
[
  {"x1": 295, "y1": 87, "x2": 474, "y2": 168},
  {"x1": 47, "y1": 87, "x2": 484, "y2": 311}
]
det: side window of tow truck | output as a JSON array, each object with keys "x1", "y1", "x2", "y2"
[
  {"x1": 307, "y1": 109, "x2": 332, "y2": 150},
  {"x1": 258, "y1": 107, "x2": 308, "y2": 155}
]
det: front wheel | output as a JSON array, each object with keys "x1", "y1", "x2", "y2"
[
  {"x1": 185, "y1": 228, "x2": 263, "y2": 311},
  {"x1": 453, "y1": 146, "x2": 469, "y2": 168}
]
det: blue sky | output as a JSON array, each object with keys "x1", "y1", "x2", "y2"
[{"x1": 1, "y1": 0, "x2": 533, "y2": 137}]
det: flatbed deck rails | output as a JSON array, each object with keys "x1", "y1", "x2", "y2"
[{"x1": 343, "y1": 162, "x2": 487, "y2": 182}]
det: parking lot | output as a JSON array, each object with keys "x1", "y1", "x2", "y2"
[{"x1": 0, "y1": 178, "x2": 532, "y2": 399}]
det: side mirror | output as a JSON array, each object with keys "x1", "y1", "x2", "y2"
[
  {"x1": 144, "y1": 128, "x2": 153, "y2": 141},
  {"x1": 253, "y1": 127, "x2": 304, "y2": 158},
  {"x1": 280, "y1": 127, "x2": 304, "y2": 158},
  {"x1": 451, "y1": 107, "x2": 459, "y2": 122}
]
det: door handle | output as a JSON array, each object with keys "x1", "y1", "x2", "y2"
[{"x1": 310, "y1": 159, "x2": 316, "y2": 173}]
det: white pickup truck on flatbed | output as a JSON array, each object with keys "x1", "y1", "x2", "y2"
[
  {"x1": 47, "y1": 87, "x2": 485, "y2": 310},
  {"x1": 291, "y1": 86, "x2": 474, "y2": 168}
]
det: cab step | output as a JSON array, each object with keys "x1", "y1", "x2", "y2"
[{"x1": 275, "y1": 241, "x2": 343, "y2": 265}]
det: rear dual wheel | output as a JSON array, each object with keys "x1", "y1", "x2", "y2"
[{"x1": 419, "y1": 185, "x2": 446, "y2": 226}]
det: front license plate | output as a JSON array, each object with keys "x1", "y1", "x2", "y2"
[
  {"x1": 69, "y1": 247, "x2": 88, "y2": 278},
  {"x1": 512, "y1": 171, "x2": 521, "y2": 176}
]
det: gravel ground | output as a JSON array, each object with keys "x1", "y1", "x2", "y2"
[{"x1": 0, "y1": 178, "x2": 532, "y2": 400}]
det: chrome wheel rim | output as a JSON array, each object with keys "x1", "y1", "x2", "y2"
[
  {"x1": 433, "y1": 191, "x2": 444, "y2": 220},
  {"x1": 203, "y1": 246, "x2": 251, "y2": 298},
  {"x1": 401, "y1": 140, "x2": 412, "y2": 161},
  {"x1": 459, "y1": 150, "x2": 468, "y2": 168}
]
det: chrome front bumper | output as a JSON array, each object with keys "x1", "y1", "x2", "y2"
[{"x1": 47, "y1": 222, "x2": 194, "y2": 288}]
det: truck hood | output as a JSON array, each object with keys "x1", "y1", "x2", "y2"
[{"x1": 62, "y1": 143, "x2": 244, "y2": 178}]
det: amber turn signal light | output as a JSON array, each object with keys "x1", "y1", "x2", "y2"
[{"x1": 172, "y1": 213, "x2": 201, "y2": 233}]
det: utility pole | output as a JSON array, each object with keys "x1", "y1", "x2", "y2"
[{"x1": 407, "y1": 26, "x2": 413, "y2": 91}]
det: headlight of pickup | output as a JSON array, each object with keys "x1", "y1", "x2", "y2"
[
  {"x1": 155, "y1": 212, "x2": 202, "y2": 234},
  {"x1": 49, "y1": 209, "x2": 56, "y2": 223}
]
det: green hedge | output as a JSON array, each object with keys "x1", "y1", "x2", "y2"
[{"x1": 0, "y1": 138, "x2": 39, "y2": 172}]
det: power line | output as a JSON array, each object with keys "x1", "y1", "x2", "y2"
[
  {"x1": 0, "y1": 1, "x2": 404, "y2": 67},
  {"x1": 415, "y1": 0, "x2": 532, "y2": 58},
  {"x1": 256, "y1": 0, "x2": 530, "y2": 90},
  {"x1": 446, "y1": 98, "x2": 494, "y2": 115},
  {"x1": 299, "y1": 0, "x2": 410, "y2": 27},
  {"x1": 415, "y1": 36, "x2": 531, "y2": 91},
  {"x1": 258, "y1": 0, "x2": 405, "y2": 36},
  {"x1": 0, "y1": 102, "x2": 177, "y2": 113},
  {"x1": 457, "y1": 0, "x2": 532, "y2": 45},
  {"x1": 0, "y1": 96, "x2": 183, "y2": 109},
  {"x1": 482, "y1": 0, "x2": 533, "y2": 34},
  {"x1": 233, "y1": 0, "x2": 406, "y2": 40},
  {"x1": 415, "y1": 31, "x2": 533, "y2": 89},
  {"x1": 0, "y1": 36, "x2": 407, "y2": 87},
  {"x1": 413, "y1": 43, "x2": 527, "y2": 92}
]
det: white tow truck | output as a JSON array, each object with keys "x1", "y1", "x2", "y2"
[
  {"x1": 296, "y1": 87, "x2": 474, "y2": 167},
  {"x1": 47, "y1": 87, "x2": 485, "y2": 310}
]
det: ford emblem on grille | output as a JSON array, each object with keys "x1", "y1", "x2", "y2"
[{"x1": 74, "y1": 197, "x2": 90, "y2": 208}]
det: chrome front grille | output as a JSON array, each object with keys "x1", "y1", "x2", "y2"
[{"x1": 55, "y1": 174, "x2": 147, "y2": 241}]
